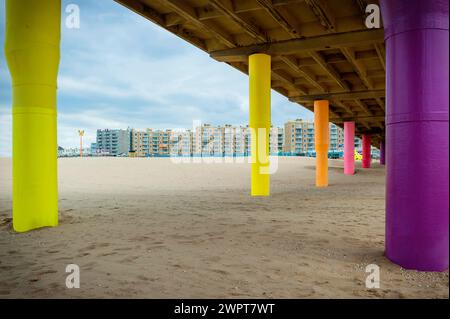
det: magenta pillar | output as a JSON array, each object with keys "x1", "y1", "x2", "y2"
[
  {"x1": 344, "y1": 122, "x2": 355, "y2": 175},
  {"x1": 379, "y1": 140, "x2": 385, "y2": 165},
  {"x1": 382, "y1": 0, "x2": 449, "y2": 271},
  {"x1": 361, "y1": 134, "x2": 371, "y2": 168}
]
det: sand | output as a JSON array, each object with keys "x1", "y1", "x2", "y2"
[{"x1": 0, "y1": 157, "x2": 448, "y2": 298}]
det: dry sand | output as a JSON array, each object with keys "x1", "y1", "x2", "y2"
[{"x1": 0, "y1": 157, "x2": 448, "y2": 298}]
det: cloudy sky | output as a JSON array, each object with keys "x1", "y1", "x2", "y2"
[{"x1": 0, "y1": 0, "x2": 312, "y2": 156}]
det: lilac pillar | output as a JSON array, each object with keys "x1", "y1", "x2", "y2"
[
  {"x1": 362, "y1": 134, "x2": 371, "y2": 168},
  {"x1": 382, "y1": 0, "x2": 449, "y2": 271},
  {"x1": 379, "y1": 140, "x2": 385, "y2": 165}
]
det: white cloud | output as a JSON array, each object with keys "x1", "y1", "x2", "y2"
[{"x1": 0, "y1": 0, "x2": 311, "y2": 154}]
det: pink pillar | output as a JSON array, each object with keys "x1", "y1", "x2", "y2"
[
  {"x1": 362, "y1": 134, "x2": 371, "y2": 168},
  {"x1": 344, "y1": 122, "x2": 355, "y2": 175}
]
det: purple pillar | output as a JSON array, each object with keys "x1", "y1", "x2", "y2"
[
  {"x1": 379, "y1": 140, "x2": 385, "y2": 165},
  {"x1": 362, "y1": 134, "x2": 371, "y2": 168},
  {"x1": 382, "y1": 0, "x2": 449, "y2": 271}
]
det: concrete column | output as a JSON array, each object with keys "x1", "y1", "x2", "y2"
[
  {"x1": 249, "y1": 54, "x2": 271, "y2": 196},
  {"x1": 362, "y1": 134, "x2": 371, "y2": 168},
  {"x1": 314, "y1": 100, "x2": 329, "y2": 187},
  {"x1": 344, "y1": 122, "x2": 355, "y2": 175},
  {"x1": 379, "y1": 140, "x2": 385, "y2": 165},
  {"x1": 381, "y1": 0, "x2": 449, "y2": 271},
  {"x1": 5, "y1": 0, "x2": 60, "y2": 232}
]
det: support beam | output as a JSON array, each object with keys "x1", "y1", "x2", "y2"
[
  {"x1": 382, "y1": 0, "x2": 448, "y2": 271},
  {"x1": 309, "y1": 51, "x2": 349, "y2": 90},
  {"x1": 256, "y1": 0, "x2": 300, "y2": 38},
  {"x1": 374, "y1": 43, "x2": 386, "y2": 71},
  {"x1": 331, "y1": 115, "x2": 385, "y2": 123},
  {"x1": 210, "y1": 29, "x2": 385, "y2": 60},
  {"x1": 341, "y1": 47, "x2": 373, "y2": 89},
  {"x1": 272, "y1": 71, "x2": 307, "y2": 94},
  {"x1": 375, "y1": 97, "x2": 385, "y2": 111},
  {"x1": 314, "y1": 100, "x2": 329, "y2": 187},
  {"x1": 280, "y1": 56, "x2": 326, "y2": 92},
  {"x1": 305, "y1": 0, "x2": 336, "y2": 31},
  {"x1": 196, "y1": 0, "x2": 305, "y2": 20},
  {"x1": 5, "y1": 0, "x2": 60, "y2": 232},
  {"x1": 289, "y1": 89, "x2": 385, "y2": 102},
  {"x1": 249, "y1": 54, "x2": 271, "y2": 196},
  {"x1": 354, "y1": 99, "x2": 372, "y2": 115},
  {"x1": 344, "y1": 122, "x2": 355, "y2": 175},
  {"x1": 116, "y1": 0, "x2": 207, "y2": 50},
  {"x1": 333, "y1": 100, "x2": 354, "y2": 116},
  {"x1": 164, "y1": 0, "x2": 235, "y2": 47},
  {"x1": 361, "y1": 121, "x2": 371, "y2": 130},
  {"x1": 209, "y1": 0, "x2": 267, "y2": 42},
  {"x1": 361, "y1": 134, "x2": 371, "y2": 168}
]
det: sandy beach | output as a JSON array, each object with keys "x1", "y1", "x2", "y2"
[{"x1": 0, "y1": 157, "x2": 448, "y2": 298}]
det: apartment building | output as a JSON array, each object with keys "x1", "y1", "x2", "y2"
[
  {"x1": 223, "y1": 125, "x2": 236, "y2": 156},
  {"x1": 169, "y1": 130, "x2": 193, "y2": 156},
  {"x1": 95, "y1": 120, "x2": 368, "y2": 158},
  {"x1": 283, "y1": 119, "x2": 347, "y2": 155},
  {"x1": 130, "y1": 129, "x2": 149, "y2": 157},
  {"x1": 193, "y1": 124, "x2": 224, "y2": 156},
  {"x1": 235, "y1": 126, "x2": 250, "y2": 156},
  {"x1": 149, "y1": 129, "x2": 171, "y2": 156},
  {"x1": 96, "y1": 129, "x2": 131, "y2": 156},
  {"x1": 284, "y1": 120, "x2": 313, "y2": 155},
  {"x1": 270, "y1": 127, "x2": 284, "y2": 155}
]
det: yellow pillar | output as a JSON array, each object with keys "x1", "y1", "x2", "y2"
[
  {"x1": 249, "y1": 54, "x2": 271, "y2": 196},
  {"x1": 5, "y1": 0, "x2": 61, "y2": 232},
  {"x1": 314, "y1": 100, "x2": 329, "y2": 187}
]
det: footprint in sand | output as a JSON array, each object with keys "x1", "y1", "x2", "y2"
[
  {"x1": 210, "y1": 268, "x2": 230, "y2": 276},
  {"x1": 98, "y1": 251, "x2": 118, "y2": 257},
  {"x1": 205, "y1": 256, "x2": 221, "y2": 263},
  {"x1": 120, "y1": 255, "x2": 140, "y2": 263},
  {"x1": 0, "y1": 217, "x2": 12, "y2": 227},
  {"x1": 137, "y1": 275, "x2": 150, "y2": 281},
  {"x1": 77, "y1": 252, "x2": 90, "y2": 257},
  {"x1": 36, "y1": 269, "x2": 58, "y2": 276},
  {"x1": 82, "y1": 261, "x2": 97, "y2": 270}
]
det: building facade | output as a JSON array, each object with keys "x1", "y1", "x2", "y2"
[
  {"x1": 169, "y1": 130, "x2": 193, "y2": 156},
  {"x1": 148, "y1": 129, "x2": 171, "y2": 156},
  {"x1": 95, "y1": 120, "x2": 372, "y2": 158},
  {"x1": 96, "y1": 129, "x2": 131, "y2": 156},
  {"x1": 235, "y1": 126, "x2": 250, "y2": 156},
  {"x1": 130, "y1": 129, "x2": 149, "y2": 157},
  {"x1": 270, "y1": 127, "x2": 284, "y2": 155},
  {"x1": 283, "y1": 119, "x2": 354, "y2": 155},
  {"x1": 222, "y1": 125, "x2": 236, "y2": 156},
  {"x1": 193, "y1": 124, "x2": 224, "y2": 156}
]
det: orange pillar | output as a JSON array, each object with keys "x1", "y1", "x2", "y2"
[{"x1": 314, "y1": 100, "x2": 329, "y2": 187}]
